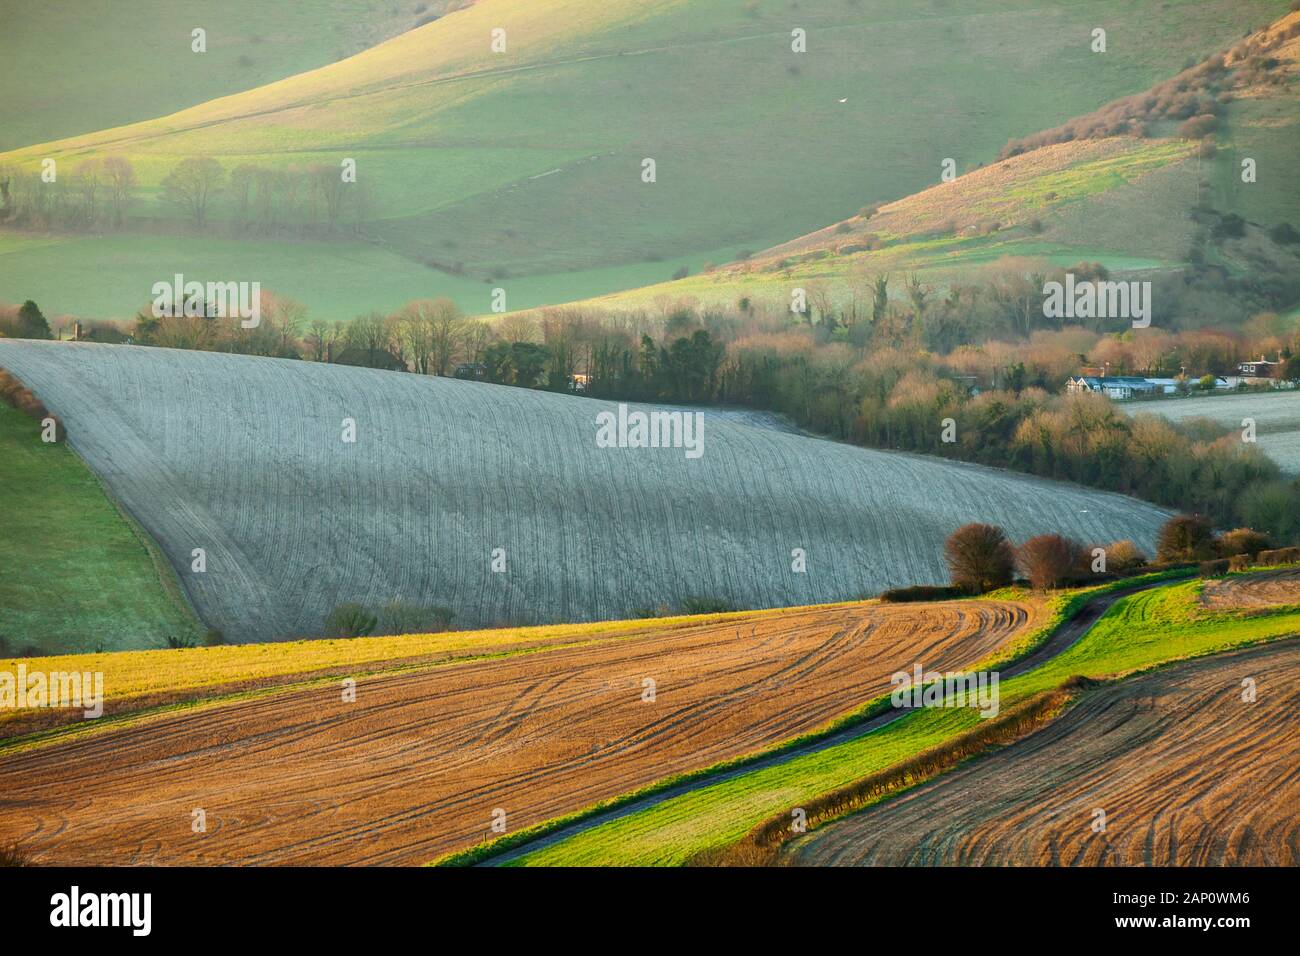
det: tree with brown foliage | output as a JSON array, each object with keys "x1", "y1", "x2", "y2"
[
  {"x1": 944, "y1": 523, "x2": 1016, "y2": 594},
  {"x1": 1018, "y1": 533, "x2": 1080, "y2": 589},
  {"x1": 1156, "y1": 514, "x2": 1217, "y2": 563},
  {"x1": 1217, "y1": 527, "x2": 1273, "y2": 558}
]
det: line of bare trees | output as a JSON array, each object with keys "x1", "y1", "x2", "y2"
[
  {"x1": 0, "y1": 155, "x2": 137, "y2": 230},
  {"x1": 0, "y1": 154, "x2": 371, "y2": 235}
]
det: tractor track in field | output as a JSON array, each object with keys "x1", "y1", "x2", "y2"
[
  {"x1": 480, "y1": 577, "x2": 1179, "y2": 866},
  {"x1": 0, "y1": 596, "x2": 1040, "y2": 866},
  {"x1": 785, "y1": 636, "x2": 1300, "y2": 866}
]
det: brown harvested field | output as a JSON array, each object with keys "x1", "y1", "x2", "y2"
[
  {"x1": 0, "y1": 597, "x2": 1040, "y2": 865},
  {"x1": 784, "y1": 639, "x2": 1300, "y2": 867},
  {"x1": 1201, "y1": 568, "x2": 1300, "y2": 611}
]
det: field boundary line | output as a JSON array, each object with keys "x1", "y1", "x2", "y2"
[{"x1": 437, "y1": 570, "x2": 1191, "y2": 866}]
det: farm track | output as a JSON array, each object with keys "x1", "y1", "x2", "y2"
[
  {"x1": 784, "y1": 638, "x2": 1300, "y2": 866},
  {"x1": 0, "y1": 341, "x2": 1168, "y2": 641},
  {"x1": 485, "y1": 578, "x2": 1170, "y2": 865},
  {"x1": 0, "y1": 598, "x2": 1038, "y2": 865}
]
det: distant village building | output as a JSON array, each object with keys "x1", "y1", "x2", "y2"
[
  {"x1": 1065, "y1": 375, "x2": 1159, "y2": 400},
  {"x1": 454, "y1": 362, "x2": 487, "y2": 381},
  {"x1": 1142, "y1": 378, "x2": 1180, "y2": 395},
  {"x1": 1238, "y1": 355, "x2": 1280, "y2": 377}
]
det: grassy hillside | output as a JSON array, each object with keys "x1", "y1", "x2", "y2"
[
  {"x1": 0, "y1": 1, "x2": 452, "y2": 152},
  {"x1": 0, "y1": 0, "x2": 1286, "y2": 320},
  {"x1": 502, "y1": 576, "x2": 1300, "y2": 866},
  {"x1": 0, "y1": 340, "x2": 1168, "y2": 643},
  {"x1": 0, "y1": 401, "x2": 200, "y2": 655},
  {"x1": 564, "y1": 10, "x2": 1300, "y2": 314}
]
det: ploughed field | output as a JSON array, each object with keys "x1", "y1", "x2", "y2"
[
  {"x1": 1202, "y1": 567, "x2": 1300, "y2": 610},
  {"x1": 1125, "y1": 392, "x2": 1300, "y2": 475},
  {"x1": 0, "y1": 341, "x2": 1168, "y2": 642},
  {"x1": 783, "y1": 638, "x2": 1300, "y2": 867},
  {"x1": 0, "y1": 596, "x2": 1040, "y2": 865}
]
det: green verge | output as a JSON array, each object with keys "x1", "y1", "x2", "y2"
[
  {"x1": 501, "y1": 574, "x2": 1297, "y2": 866},
  {"x1": 0, "y1": 401, "x2": 201, "y2": 654},
  {"x1": 432, "y1": 570, "x2": 1188, "y2": 867}
]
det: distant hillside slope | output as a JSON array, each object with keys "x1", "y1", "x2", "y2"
[
  {"x1": 0, "y1": 340, "x2": 1167, "y2": 642},
  {"x1": 0, "y1": 0, "x2": 1284, "y2": 322},
  {"x1": 571, "y1": 9, "x2": 1300, "y2": 316},
  {"x1": 0, "y1": 1, "x2": 452, "y2": 152}
]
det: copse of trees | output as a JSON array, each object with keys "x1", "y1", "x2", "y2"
[
  {"x1": 0, "y1": 155, "x2": 138, "y2": 231},
  {"x1": 0, "y1": 153, "x2": 371, "y2": 236},
  {"x1": 0, "y1": 300, "x2": 54, "y2": 340},
  {"x1": 1155, "y1": 514, "x2": 1218, "y2": 563}
]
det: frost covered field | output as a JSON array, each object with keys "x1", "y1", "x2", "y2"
[
  {"x1": 0, "y1": 340, "x2": 1168, "y2": 642},
  {"x1": 1126, "y1": 392, "x2": 1300, "y2": 475}
]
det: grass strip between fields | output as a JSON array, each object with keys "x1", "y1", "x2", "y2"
[
  {"x1": 431, "y1": 570, "x2": 1191, "y2": 866},
  {"x1": 486, "y1": 572, "x2": 1298, "y2": 867},
  {"x1": 692, "y1": 679, "x2": 1089, "y2": 866}
]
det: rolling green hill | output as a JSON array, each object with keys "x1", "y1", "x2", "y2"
[
  {"x1": 565, "y1": 10, "x2": 1300, "y2": 316},
  {"x1": 0, "y1": 0, "x2": 1287, "y2": 322},
  {"x1": 0, "y1": 1, "x2": 452, "y2": 152}
]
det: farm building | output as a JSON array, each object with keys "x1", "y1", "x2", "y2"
[
  {"x1": 1065, "y1": 376, "x2": 1159, "y2": 399},
  {"x1": 1239, "y1": 356, "x2": 1281, "y2": 377}
]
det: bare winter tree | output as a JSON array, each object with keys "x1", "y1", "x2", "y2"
[
  {"x1": 101, "y1": 155, "x2": 136, "y2": 228},
  {"x1": 161, "y1": 156, "x2": 225, "y2": 229},
  {"x1": 73, "y1": 157, "x2": 103, "y2": 227}
]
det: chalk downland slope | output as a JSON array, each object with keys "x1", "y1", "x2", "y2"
[
  {"x1": 0, "y1": 0, "x2": 1282, "y2": 320},
  {"x1": 782, "y1": 637, "x2": 1300, "y2": 866},
  {"x1": 573, "y1": 11, "x2": 1300, "y2": 313},
  {"x1": 0, "y1": 595, "x2": 1043, "y2": 864},
  {"x1": 0, "y1": 1, "x2": 460, "y2": 152},
  {"x1": 0, "y1": 340, "x2": 1168, "y2": 643}
]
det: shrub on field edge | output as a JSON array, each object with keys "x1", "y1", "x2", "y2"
[
  {"x1": 679, "y1": 596, "x2": 735, "y2": 615},
  {"x1": 1257, "y1": 546, "x2": 1300, "y2": 566},
  {"x1": 944, "y1": 523, "x2": 1015, "y2": 594},
  {"x1": 1017, "y1": 533, "x2": 1081, "y2": 590},
  {"x1": 1217, "y1": 527, "x2": 1273, "y2": 558},
  {"x1": 0, "y1": 368, "x2": 66, "y2": 441},
  {"x1": 878, "y1": 584, "x2": 966, "y2": 603},
  {"x1": 1103, "y1": 539, "x2": 1149, "y2": 572},
  {"x1": 1156, "y1": 514, "x2": 1218, "y2": 563},
  {"x1": 378, "y1": 600, "x2": 454, "y2": 635},
  {"x1": 1199, "y1": 558, "x2": 1231, "y2": 577}
]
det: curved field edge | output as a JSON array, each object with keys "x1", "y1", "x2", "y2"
[
  {"x1": 500, "y1": 572, "x2": 1299, "y2": 867},
  {"x1": 429, "y1": 571, "x2": 1185, "y2": 866},
  {"x1": 0, "y1": 599, "x2": 856, "y2": 747},
  {"x1": 0, "y1": 400, "x2": 201, "y2": 655},
  {"x1": 775, "y1": 638, "x2": 1300, "y2": 866},
  {"x1": 0, "y1": 341, "x2": 1171, "y2": 642}
]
